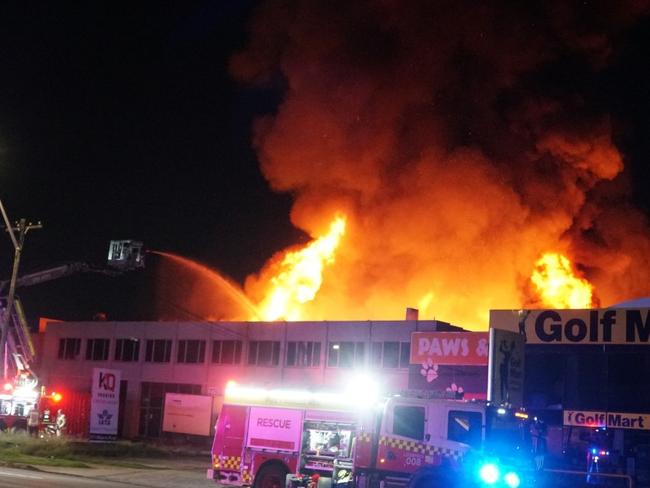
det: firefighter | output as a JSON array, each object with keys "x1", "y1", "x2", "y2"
[
  {"x1": 327, "y1": 431, "x2": 341, "y2": 453},
  {"x1": 55, "y1": 409, "x2": 67, "y2": 437},
  {"x1": 532, "y1": 417, "x2": 548, "y2": 470},
  {"x1": 27, "y1": 407, "x2": 39, "y2": 437}
]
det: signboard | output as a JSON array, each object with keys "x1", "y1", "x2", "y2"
[
  {"x1": 490, "y1": 308, "x2": 650, "y2": 345},
  {"x1": 410, "y1": 332, "x2": 489, "y2": 365},
  {"x1": 564, "y1": 410, "x2": 650, "y2": 430},
  {"x1": 407, "y1": 364, "x2": 487, "y2": 399},
  {"x1": 488, "y1": 328, "x2": 525, "y2": 407},
  {"x1": 163, "y1": 393, "x2": 213, "y2": 436},
  {"x1": 89, "y1": 368, "x2": 121, "y2": 441},
  {"x1": 247, "y1": 407, "x2": 303, "y2": 451}
]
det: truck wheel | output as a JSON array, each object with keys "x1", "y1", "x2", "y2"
[
  {"x1": 411, "y1": 473, "x2": 455, "y2": 488},
  {"x1": 254, "y1": 464, "x2": 289, "y2": 488}
]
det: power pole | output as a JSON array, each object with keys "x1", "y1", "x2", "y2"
[{"x1": 0, "y1": 199, "x2": 41, "y2": 379}]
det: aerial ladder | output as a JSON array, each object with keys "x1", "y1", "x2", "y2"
[{"x1": 0, "y1": 240, "x2": 144, "y2": 429}]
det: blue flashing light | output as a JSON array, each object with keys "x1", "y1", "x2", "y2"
[
  {"x1": 504, "y1": 472, "x2": 520, "y2": 488},
  {"x1": 591, "y1": 448, "x2": 598, "y2": 455},
  {"x1": 479, "y1": 463, "x2": 500, "y2": 484}
]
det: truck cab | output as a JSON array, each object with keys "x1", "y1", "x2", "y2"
[{"x1": 353, "y1": 396, "x2": 533, "y2": 488}]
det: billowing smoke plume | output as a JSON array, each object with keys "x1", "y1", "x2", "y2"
[{"x1": 233, "y1": 0, "x2": 650, "y2": 328}]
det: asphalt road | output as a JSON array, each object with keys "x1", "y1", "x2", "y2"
[
  {"x1": 0, "y1": 462, "x2": 217, "y2": 488},
  {"x1": 0, "y1": 466, "x2": 138, "y2": 488}
]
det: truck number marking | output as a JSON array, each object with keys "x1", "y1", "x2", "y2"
[{"x1": 405, "y1": 456, "x2": 422, "y2": 466}]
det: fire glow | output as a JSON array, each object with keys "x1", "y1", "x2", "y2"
[
  {"x1": 159, "y1": 2, "x2": 650, "y2": 329},
  {"x1": 257, "y1": 215, "x2": 346, "y2": 321},
  {"x1": 531, "y1": 253, "x2": 594, "y2": 309}
]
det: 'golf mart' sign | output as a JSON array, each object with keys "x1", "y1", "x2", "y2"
[
  {"x1": 564, "y1": 410, "x2": 650, "y2": 430},
  {"x1": 490, "y1": 308, "x2": 650, "y2": 345}
]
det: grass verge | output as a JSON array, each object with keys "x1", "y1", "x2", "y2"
[{"x1": 0, "y1": 434, "x2": 174, "y2": 468}]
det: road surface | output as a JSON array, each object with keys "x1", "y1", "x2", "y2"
[
  {"x1": 0, "y1": 466, "x2": 215, "y2": 488},
  {"x1": 0, "y1": 466, "x2": 135, "y2": 487}
]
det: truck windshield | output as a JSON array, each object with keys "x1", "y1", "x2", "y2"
[{"x1": 485, "y1": 408, "x2": 531, "y2": 459}]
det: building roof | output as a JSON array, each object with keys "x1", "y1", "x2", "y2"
[{"x1": 610, "y1": 297, "x2": 650, "y2": 308}]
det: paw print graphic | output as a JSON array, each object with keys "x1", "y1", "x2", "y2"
[
  {"x1": 420, "y1": 359, "x2": 439, "y2": 383},
  {"x1": 446, "y1": 383, "x2": 464, "y2": 399}
]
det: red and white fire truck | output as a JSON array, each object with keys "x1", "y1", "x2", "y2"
[
  {"x1": 0, "y1": 240, "x2": 143, "y2": 433},
  {"x1": 208, "y1": 381, "x2": 363, "y2": 488},
  {"x1": 208, "y1": 382, "x2": 534, "y2": 488}
]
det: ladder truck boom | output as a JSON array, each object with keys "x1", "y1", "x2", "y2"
[
  {"x1": 0, "y1": 240, "x2": 144, "y2": 431},
  {"x1": 0, "y1": 240, "x2": 145, "y2": 294}
]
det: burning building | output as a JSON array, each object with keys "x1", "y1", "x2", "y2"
[{"x1": 154, "y1": 1, "x2": 650, "y2": 329}]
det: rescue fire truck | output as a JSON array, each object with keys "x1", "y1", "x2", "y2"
[
  {"x1": 208, "y1": 382, "x2": 534, "y2": 488},
  {"x1": 0, "y1": 240, "x2": 143, "y2": 432}
]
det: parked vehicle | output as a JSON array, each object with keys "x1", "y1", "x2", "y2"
[{"x1": 208, "y1": 382, "x2": 534, "y2": 488}]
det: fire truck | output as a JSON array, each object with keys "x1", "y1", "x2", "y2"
[
  {"x1": 208, "y1": 382, "x2": 534, "y2": 488},
  {"x1": 0, "y1": 240, "x2": 144, "y2": 432}
]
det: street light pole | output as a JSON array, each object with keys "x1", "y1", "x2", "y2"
[{"x1": 0, "y1": 199, "x2": 41, "y2": 380}]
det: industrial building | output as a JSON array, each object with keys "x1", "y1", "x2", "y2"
[
  {"x1": 37, "y1": 306, "x2": 650, "y2": 483},
  {"x1": 492, "y1": 306, "x2": 650, "y2": 482},
  {"x1": 38, "y1": 318, "x2": 459, "y2": 439}
]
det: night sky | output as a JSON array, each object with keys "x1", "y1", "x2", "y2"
[
  {"x1": 0, "y1": 2, "x2": 304, "y2": 323},
  {"x1": 1, "y1": 2, "x2": 649, "y2": 326}
]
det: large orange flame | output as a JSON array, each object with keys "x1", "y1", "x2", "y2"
[
  {"x1": 531, "y1": 252, "x2": 594, "y2": 308},
  {"x1": 257, "y1": 215, "x2": 347, "y2": 321}
]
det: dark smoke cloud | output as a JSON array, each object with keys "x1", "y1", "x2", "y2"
[{"x1": 233, "y1": 0, "x2": 650, "y2": 327}]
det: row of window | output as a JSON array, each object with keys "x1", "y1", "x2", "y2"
[{"x1": 57, "y1": 338, "x2": 411, "y2": 368}]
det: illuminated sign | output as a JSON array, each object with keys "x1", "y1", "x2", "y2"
[
  {"x1": 490, "y1": 308, "x2": 650, "y2": 345},
  {"x1": 564, "y1": 410, "x2": 650, "y2": 430},
  {"x1": 410, "y1": 332, "x2": 489, "y2": 365},
  {"x1": 90, "y1": 367, "x2": 121, "y2": 441}
]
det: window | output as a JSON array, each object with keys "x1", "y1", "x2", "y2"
[
  {"x1": 393, "y1": 405, "x2": 425, "y2": 440},
  {"x1": 400, "y1": 342, "x2": 411, "y2": 368},
  {"x1": 145, "y1": 339, "x2": 172, "y2": 363},
  {"x1": 248, "y1": 341, "x2": 280, "y2": 366},
  {"x1": 371, "y1": 342, "x2": 382, "y2": 366},
  {"x1": 370, "y1": 342, "x2": 411, "y2": 369},
  {"x1": 58, "y1": 338, "x2": 81, "y2": 360},
  {"x1": 86, "y1": 338, "x2": 110, "y2": 361},
  {"x1": 177, "y1": 340, "x2": 206, "y2": 363},
  {"x1": 328, "y1": 342, "x2": 365, "y2": 368},
  {"x1": 212, "y1": 340, "x2": 242, "y2": 364},
  {"x1": 115, "y1": 338, "x2": 140, "y2": 362},
  {"x1": 383, "y1": 342, "x2": 399, "y2": 368},
  {"x1": 286, "y1": 341, "x2": 321, "y2": 367},
  {"x1": 448, "y1": 410, "x2": 483, "y2": 448}
]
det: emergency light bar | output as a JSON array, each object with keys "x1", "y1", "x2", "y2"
[{"x1": 225, "y1": 381, "x2": 381, "y2": 412}]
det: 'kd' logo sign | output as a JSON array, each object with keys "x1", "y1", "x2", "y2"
[{"x1": 99, "y1": 372, "x2": 116, "y2": 392}]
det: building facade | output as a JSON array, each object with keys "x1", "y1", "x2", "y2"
[
  {"x1": 491, "y1": 308, "x2": 650, "y2": 482},
  {"x1": 39, "y1": 319, "x2": 458, "y2": 439}
]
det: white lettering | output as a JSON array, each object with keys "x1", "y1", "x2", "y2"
[
  {"x1": 405, "y1": 456, "x2": 422, "y2": 466},
  {"x1": 430, "y1": 339, "x2": 442, "y2": 356},
  {"x1": 256, "y1": 418, "x2": 292, "y2": 429},
  {"x1": 417, "y1": 338, "x2": 430, "y2": 356},
  {"x1": 441, "y1": 339, "x2": 461, "y2": 356}
]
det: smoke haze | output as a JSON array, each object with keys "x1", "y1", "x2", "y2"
[{"x1": 232, "y1": 0, "x2": 650, "y2": 328}]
